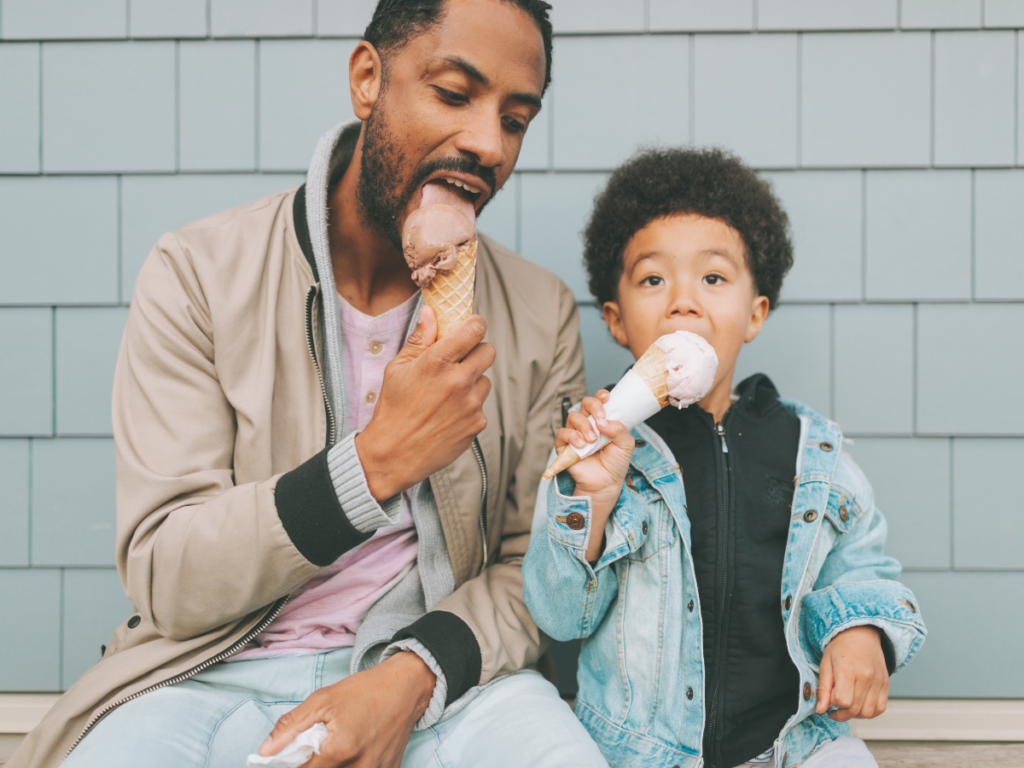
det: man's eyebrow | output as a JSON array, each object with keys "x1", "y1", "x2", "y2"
[{"x1": 431, "y1": 56, "x2": 543, "y2": 109}]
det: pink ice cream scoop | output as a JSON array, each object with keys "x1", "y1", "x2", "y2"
[
  {"x1": 402, "y1": 203, "x2": 476, "y2": 289},
  {"x1": 653, "y1": 331, "x2": 719, "y2": 408}
]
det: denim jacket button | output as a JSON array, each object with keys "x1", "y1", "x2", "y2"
[
  {"x1": 803, "y1": 682, "x2": 813, "y2": 701},
  {"x1": 635, "y1": 439, "x2": 646, "y2": 448},
  {"x1": 641, "y1": 520, "x2": 648, "y2": 535},
  {"x1": 784, "y1": 595, "x2": 793, "y2": 610},
  {"x1": 686, "y1": 687, "x2": 693, "y2": 700},
  {"x1": 687, "y1": 600, "x2": 694, "y2": 612},
  {"x1": 820, "y1": 442, "x2": 834, "y2": 452},
  {"x1": 803, "y1": 509, "x2": 818, "y2": 523},
  {"x1": 566, "y1": 512, "x2": 586, "y2": 531},
  {"x1": 839, "y1": 505, "x2": 849, "y2": 523}
]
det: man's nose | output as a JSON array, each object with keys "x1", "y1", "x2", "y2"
[{"x1": 454, "y1": 110, "x2": 506, "y2": 170}]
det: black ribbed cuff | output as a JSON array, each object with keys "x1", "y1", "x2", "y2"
[
  {"x1": 275, "y1": 448, "x2": 373, "y2": 566},
  {"x1": 880, "y1": 630, "x2": 897, "y2": 676},
  {"x1": 393, "y1": 611, "x2": 482, "y2": 706}
]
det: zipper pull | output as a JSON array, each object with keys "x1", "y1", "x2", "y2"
[{"x1": 716, "y1": 422, "x2": 729, "y2": 453}]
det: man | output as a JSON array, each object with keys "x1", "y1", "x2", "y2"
[{"x1": 9, "y1": 1, "x2": 606, "y2": 766}]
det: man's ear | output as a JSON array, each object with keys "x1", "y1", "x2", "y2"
[
  {"x1": 602, "y1": 301, "x2": 630, "y2": 348},
  {"x1": 744, "y1": 295, "x2": 770, "y2": 344},
  {"x1": 350, "y1": 42, "x2": 383, "y2": 121}
]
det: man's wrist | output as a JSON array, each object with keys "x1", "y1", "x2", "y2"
[
  {"x1": 354, "y1": 430, "x2": 404, "y2": 502},
  {"x1": 392, "y1": 650, "x2": 437, "y2": 719}
]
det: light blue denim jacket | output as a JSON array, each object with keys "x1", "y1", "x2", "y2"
[{"x1": 523, "y1": 401, "x2": 927, "y2": 768}]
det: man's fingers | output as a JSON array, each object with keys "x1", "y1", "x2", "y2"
[
  {"x1": 459, "y1": 339, "x2": 496, "y2": 380},
  {"x1": 259, "y1": 703, "x2": 322, "y2": 756},
  {"x1": 431, "y1": 315, "x2": 487, "y2": 365},
  {"x1": 816, "y1": 653, "x2": 834, "y2": 715},
  {"x1": 398, "y1": 306, "x2": 438, "y2": 360}
]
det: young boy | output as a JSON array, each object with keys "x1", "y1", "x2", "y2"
[{"x1": 522, "y1": 148, "x2": 926, "y2": 768}]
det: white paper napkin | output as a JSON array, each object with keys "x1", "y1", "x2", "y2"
[{"x1": 247, "y1": 723, "x2": 329, "y2": 768}]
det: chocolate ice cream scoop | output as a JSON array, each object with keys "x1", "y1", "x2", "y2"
[{"x1": 402, "y1": 203, "x2": 476, "y2": 289}]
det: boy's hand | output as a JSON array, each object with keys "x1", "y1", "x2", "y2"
[
  {"x1": 556, "y1": 391, "x2": 634, "y2": 562},
  {"x1": 816, "y1": 625, "x2": 889, "y2": 721}
]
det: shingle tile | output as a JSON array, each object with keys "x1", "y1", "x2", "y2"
[
  {"x1": 766, "y1": 171, "x2": 862, "y2": 302},
  {"x1": 259, "y1": 39, "x2": 357, "y2": 171},
  {"x1": 892, "y1": 572, "x2": 1024, "y2": 697},
  {"x1": 975, "y1": 170, "x2": 1024, "y2": 300},
  {"x1": 210, "y1": 0, "x2": 313, "y2": 37},
  {"x1": 952, "y1": 438, "x2": 1024, "y2": 569},
  {"x1": 0, "y1": 43, "x2": 40, "y2": 173},
  {"x1": 56, "y1": 308, "x2": 129, "y2": 436},
  {"x1": 917, "y1": 304, "x2": 1024, "y2": 435},
  {"x1": 984, "y1": 0, "x2": 1024, "y2": 27},
  {"x1": 801, "y1": 33, "x2": 930, "y2": 167},
  {"x1": 549, "y1": 0, "x2": 645, "y2": 34},
  {"x1": 551, "y1": 36, "x2": 688, "y2": 171},
  {"x1": 0, "y1": 0, "x2": 126, "y2": 40},
  {"x1": 865, "y1": 170, "x2": 971, "y2": 301},
  {"x1": 0, "y1": 309, "x2": 53, "y2": 437},
  {"x1": 0, "y1": 440, "x2": 31, "y2": 566},
  {"x1": 845, "y1": 437, "x2": 951, "y2": 569},
  {"x1": 129, "y1": 0, "x2": 207, "y2": 38},
  {"x1": 834, "y1": 305, "x2": 914, "y2": 435},
  {"x1": 519, "y1": 173, "x2": 607, "y2": 300},
  {"x1": 694, "y1": 34, "x2": 797, "y2": 168},
  {"x1": 934, "y1": 32, "x2": 1016, "y2": 167},
  {"x1": 758, "y1": 0, "x2": 897, "y2": 30},
  {"x1": 578, "y1": 305, "x2": 635, "y2": 396},
  {"x1": 516, "y1": 96, "x2": 550, "y2": 172},
  {"x1": 0, "y1": 569, "x2": 61, "y2": 691},
  {"x1": 901, "y1": 0, "x2": 982, "y2": 29},
  {"x1": 478, "y1": 175, "x2": 517, "y2": 253},
  {"x1": 316, "y1": 0, "x2": 376, "y2": 36},
  {"x1": 121, "y1": 174, "x2": 304, "y2": 297},
  {"x1": 62, "y1": 569, "x2": 133, "y2": 688},
  {"x1": 42, "y1": 41, "x2": 175, "y2": 173},
  {"x1": 734, "y1": 304, "x2": 831, "y2": 416},
  {"x1": 179, "y1": 40, "x2": 256, "y2": 172},
  {"x1": 0, "y1": 176, "x2": 119, "y2": 304},
  {"x1": 31, "y1": 438, "x2": 116, "y2": 566},
  {"x1": 649, "y1": 0, "x2": 754, "y2": 32}
]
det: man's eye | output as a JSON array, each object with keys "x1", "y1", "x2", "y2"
[
  {"x1": 640, "y1": 275, "x2": 664, "y2": 286},
  {"x1": 436, "y1": 87, "x2": 468, "y2": 104},
  {"x1": 504, "y1": 116, "x2": 526, "y2": 133}
]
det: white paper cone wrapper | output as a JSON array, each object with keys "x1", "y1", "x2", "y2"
[
  {"x1": 247, "y1": 723, "x2": 328, "y2": 768},
  {"x1": 563, "y1": 369, "x2": 662, "y2": 464}
]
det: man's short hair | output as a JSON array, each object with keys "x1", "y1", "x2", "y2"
[
  {"x1": 583, "y1": 147, "x2": 794, "y2": 310},
  {"x1": 364, "y1": 0, "x2": 554, "y2": 94}
]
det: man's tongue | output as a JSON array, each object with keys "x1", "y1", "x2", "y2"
[{"x1": 420, "y1": 181, "x2": 477, "y2": 226}]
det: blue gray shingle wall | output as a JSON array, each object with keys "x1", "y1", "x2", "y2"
[{"x1": 0, "y1": 0, "x2": 1021, "y2": 698}]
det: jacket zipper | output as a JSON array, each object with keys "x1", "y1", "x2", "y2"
[
  {"x1": 705, "y1": 421, "x2": 731, "y2": 766},
  {"x1": 471, "y1": 438, "x2": 489, "y2": 570},
  {"x1": 65, "y1": 596, "x2": 290, "y2": 758},
  {"x1": 305, "y1": 285, "x2": 337, "y2": 447}
]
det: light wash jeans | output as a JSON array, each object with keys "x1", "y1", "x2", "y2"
[
  {"x1": 62, "y1": 647, "x2": 608, "y2": 768},
  {"x1": 734, "y1": 737, "x2": 878, "y2": 768}
]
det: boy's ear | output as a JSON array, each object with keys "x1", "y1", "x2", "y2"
[
  {"x1": 744, "y1": 295, "x2": 770, "y2": 344},
  {"x1": 602, "y1": 302, "x2": 630, "y2": 348},
  {"x1": 349, "y1": 41, "x2": 382, "y2": 121}
]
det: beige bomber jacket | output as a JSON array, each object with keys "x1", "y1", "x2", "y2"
[{"x1": 11, "y1": 131, "x2": 586, "y2": 768}]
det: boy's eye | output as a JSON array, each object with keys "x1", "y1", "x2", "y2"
[
  {"x1": 640, "y1": 275, "x2": 664, "y2": 287},
  {"x1": 703, "y1": 274, "x2": 724, "y2": 285}
]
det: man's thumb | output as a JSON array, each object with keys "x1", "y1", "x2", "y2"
[
  {"x1": 399, "y1": 305, "x2": 437, "y2": 360},
  {"x1": 816, "y1": 653, "x2": 834, "y2": 714}
]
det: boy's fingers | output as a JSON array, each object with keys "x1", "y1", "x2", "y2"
[
  {"x1": 580, "y1": 396, "x2": 607, "y2": 422},
  {"x1": 815, "y1": 655, "x2": 834, "y2": 715},
  {"x1": 567, "y1": 411, "x2": 598, "y2": 442},
  {"x1": 596, "y1": 419, "x2": 634, "y2": 450},
  {"x1": 556, "y1": 427, "x2": 588, "y2": 450}
]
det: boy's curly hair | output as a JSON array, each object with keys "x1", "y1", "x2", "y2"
[{"x1": 583, "y1": 147, "x2": 794, "y2": 309}]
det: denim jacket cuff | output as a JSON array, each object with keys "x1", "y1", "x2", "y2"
[{"x1": 546, "y1": 471, "x2": 594, "y2": 550}]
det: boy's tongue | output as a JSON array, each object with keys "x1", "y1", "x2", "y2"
[{"x1": 419, "y1": 180, "x2": 477, "y2": 227}]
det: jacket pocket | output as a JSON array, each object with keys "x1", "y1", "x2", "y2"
[{"x1": 822, "y1": 487, "x2": 859, "y2": 534}]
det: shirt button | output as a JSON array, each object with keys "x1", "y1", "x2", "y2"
[
  {"x1": 803, "y1": 682, "x2": 813, "y2": 701},
  {"x1": 803, "y1": 509, "x2": 818, "y2": 523},
  {"x1": 368, "y1": 341, "x2": 384, "y2": 355},
  {"x1": 687, "y1": 600, "x2": 694, "y2": 612},
  {"x1": 565, "y1": 512, "x2": 586, "y2": 530},
  {"x1": 365, "y1": 390, "x2": 377, "y2": 404},
  {"x1": 686, "y1": 687, "x2": 693, "y2": 700}
]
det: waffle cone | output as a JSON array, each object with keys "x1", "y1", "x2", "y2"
[
  {"x1": 421, "y1": 238, "x2": 477, "y2": 339},
  {"x1": 632, "y1": 344, "x2": 671, "y2": 408}
]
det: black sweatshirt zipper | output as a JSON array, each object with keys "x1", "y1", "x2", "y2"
[{"x1": 705, "y1": 420, "x2": 731, "y2": 766}]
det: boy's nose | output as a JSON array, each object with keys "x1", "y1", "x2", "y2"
[{"x1": 667, "y1": 286, "x2": 702, "y2": 317}]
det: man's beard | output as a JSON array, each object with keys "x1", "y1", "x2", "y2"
[{"x1": 357, "y1": 104, "x2": 499, "y2": 252}]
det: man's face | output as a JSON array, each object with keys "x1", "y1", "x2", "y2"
[
  {"x1": 357, "y1": 0, "x2": 546, "y2": 250},
  {"x1": 603, "y1": 214, "x2": 770, "y2": 399}
]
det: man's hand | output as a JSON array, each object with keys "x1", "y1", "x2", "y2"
[
  {"x1": 258, "y1": 651, "x2": 436, "y2": 768},
  {"x1": 355, "y1": 306, "x2": 495, "y2": 501},
  {"x1": 558, "y1": 391, "x2": 635, "y2": 562},
  {"x1": 816, "y1": 625, "x2": 889, "y2": 721}
]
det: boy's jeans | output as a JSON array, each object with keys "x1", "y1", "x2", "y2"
[
  {"x1": 734, "y1": 737, "x2": 879, "y2": 768},
  {"x1": 61, "y1": 647, "x2": 608, "y2": 768}
]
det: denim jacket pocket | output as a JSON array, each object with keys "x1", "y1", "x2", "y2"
[
  {"x1": 619, "y1": 470, "x2": 672, "y2": 562},
  {"x1": 822, "y1": 486, "x2": 860, "y2": 534}
]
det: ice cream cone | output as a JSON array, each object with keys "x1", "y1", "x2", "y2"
[
  {"x1": 542, "y1": 345, "x2": 670, "y2": 480},
  {"x1": 422, "y1": 237, "x2": 477, "y2": 339}
]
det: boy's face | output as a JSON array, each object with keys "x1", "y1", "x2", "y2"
[{"x1": 602, "y1": 214, "x2": 770, "y2": 407}]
